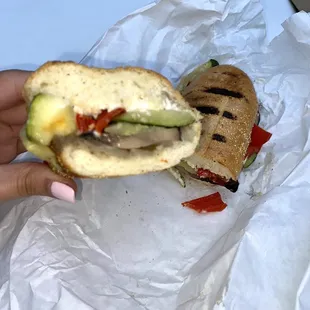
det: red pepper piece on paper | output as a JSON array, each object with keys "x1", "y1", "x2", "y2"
[{"x1": 182, "y1": 192, "x2": 227, "y2": 213}]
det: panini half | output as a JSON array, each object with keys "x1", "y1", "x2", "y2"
[{"x1": 173, "y1": 63, "x2": 258, "y2": 192}]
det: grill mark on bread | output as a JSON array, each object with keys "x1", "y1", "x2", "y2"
[
  {"x1": 222, "y1": 111, "x2": 237, "y2": 120},
  {"x1": 212, "y1": 134, "x2": 226, "y2": 143},
  {"x1": 195, "y1": 106, "x2": 219, "y2": 115},
  {"x1": 204, "y1": 87, "x2": 244, "y2": 99},
  {"x1": 221, "y1": 71, "x2": 239, "y2": 78}
]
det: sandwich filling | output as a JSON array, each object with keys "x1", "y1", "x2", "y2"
[
  {"x1": 175, "y1": 160, "x2": 239, "y2": 192},
  {"x1": 21, "y1": 93, "x2": 198, "y2": 171}
]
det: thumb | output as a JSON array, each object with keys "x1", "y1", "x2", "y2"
[{"x1": 0, "y1": 162, "x2": 77, "y2": 203}]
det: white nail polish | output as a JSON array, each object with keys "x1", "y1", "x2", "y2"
[{"x1": 51, "y1": 182, "x2": 75, "y2": 203}]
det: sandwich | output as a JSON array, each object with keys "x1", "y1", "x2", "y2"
[
  {"x1": 170, "y1": 61, "x2": 267, "y2": 193},
  {"x1": 20, "y1": 61, "x2": 202, "y2": 178}
]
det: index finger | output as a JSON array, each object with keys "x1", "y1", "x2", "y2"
[{"x1": 0, "y1": 70, "x2": 32, "y2": 110}]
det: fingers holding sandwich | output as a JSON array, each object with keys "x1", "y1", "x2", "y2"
[{"x1": 0, "y1": 162, "x2": 77, "y2": 203}]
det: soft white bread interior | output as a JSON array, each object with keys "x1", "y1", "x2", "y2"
[
  {"x1": 23, "y1": 61, "x2": 199, "y2": 117},
  {"x1": 22, "y1": 61, "x2": 202, "y2": 178}
]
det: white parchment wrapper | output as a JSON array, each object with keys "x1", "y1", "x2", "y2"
[{"x1": 1, "y1": 1, "x2": 310, "y2": 309}]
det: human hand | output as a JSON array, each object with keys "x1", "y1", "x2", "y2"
[{"x1": 0, "y1": 70, "x2": 76, "y2": 203}]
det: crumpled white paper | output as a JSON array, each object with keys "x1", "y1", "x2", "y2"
[{"x1": 1, "y1": 1, "x2": 310, "y2": 309}]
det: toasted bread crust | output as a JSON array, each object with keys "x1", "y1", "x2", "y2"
[{"x1": 182, "y1": 65, "x2": 258, "y2": 180}]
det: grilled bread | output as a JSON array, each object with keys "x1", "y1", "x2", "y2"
[{"x1": 179, "y1": 64, "x2": 258, "y2": 191}]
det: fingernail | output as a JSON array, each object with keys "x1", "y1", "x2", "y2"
[{"x1": 51, "y1": 182, "x2": 75, "y2": 203}]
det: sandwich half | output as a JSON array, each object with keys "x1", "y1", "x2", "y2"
[
  {"x1": 172, "y1": 62, "x2": 258, "y2": 192},
  {"x1": 20, "y1": 61, "x2": 202, "y2": 178}
]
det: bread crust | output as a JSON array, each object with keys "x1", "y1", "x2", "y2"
[{"x1": 182, "y1": 65, "x2": 258, "y2": 180}]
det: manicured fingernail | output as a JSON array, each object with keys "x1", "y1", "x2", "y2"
[{"x1": 51, "y1": 182, "x2": 75, "y2": 203}]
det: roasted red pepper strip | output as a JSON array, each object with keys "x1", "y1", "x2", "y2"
[
  {"x1": 246, "y1": 124, "x2": 272, "y2": 158},
  {"x1": 182, "y1": 192, "x2": 227, "y2": 213},
  {"x1": 245, "y1": 145, "x2": 260, "y2": 158},
  {"x1": 95, "y1": 108, "x2": 126, "y2": 134},
  {"x1": 76, "y1": 114, "x2": 96, "y2": 134},
  {"x1": 197, "y1": 168, "x2": 227, "y2": 186},
  {"x1": 250, "y1": 124, "x2": 272, "y2": 148}
]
